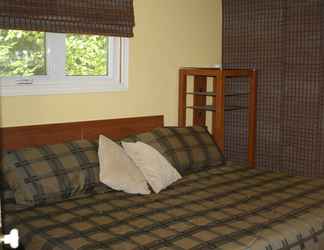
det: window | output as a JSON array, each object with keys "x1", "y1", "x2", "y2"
[{"x1": 0, "y1": 30, "x2": 129, "y2": 96}]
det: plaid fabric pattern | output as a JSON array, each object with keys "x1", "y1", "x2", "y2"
[
  {"x1": 1, "y1": 140, "x2": 99, "y2": 206},
  {"x1": 3, "y1": 162, "x2": 324, "y2": 250},
  {"x1": 122, "y1": 126, "x2": 225, "y2": 175}
]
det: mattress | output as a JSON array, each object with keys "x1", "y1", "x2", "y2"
[{"x1": 3, "y1": 162, "x2": 324, "y2": 250}]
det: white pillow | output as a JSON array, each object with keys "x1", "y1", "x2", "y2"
[
  {"x1": 98, "y1": 135, "x2": 150, "y2": 195},
  {"x1": 122, "y1": 141, "x2": 182, "y2": 193}
]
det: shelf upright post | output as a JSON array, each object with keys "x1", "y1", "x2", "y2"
[
  {"x1": 212, "y1": 70, "x2": 225, "y2": 152},
  {"x1": 178, "y1": 69, "x2": 187, "y2": 127},
  {"x1": 248, "y1": 69, "x2": 257, "y2": 167}
]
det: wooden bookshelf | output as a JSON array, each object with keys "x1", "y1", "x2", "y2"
[{"x1": 178, "y1": 67, "x2": 257, "y2": 167}]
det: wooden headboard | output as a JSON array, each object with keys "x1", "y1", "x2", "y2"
[{"x1": 0, "y1": 115, "x2": 164, "y2": 150}]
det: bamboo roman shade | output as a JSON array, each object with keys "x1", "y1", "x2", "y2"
[{"x1": 0, "y1": 0, "x2": 135, "y2": 37}]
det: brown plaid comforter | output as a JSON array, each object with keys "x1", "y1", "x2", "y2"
[{"x1": 3, "y1": 162, "x2": 324, "y2": 250}]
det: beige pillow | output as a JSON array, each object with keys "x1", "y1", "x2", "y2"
[
  {"x1": 122, "y1": 141, "x2": 182, "y2": 193},
  {"x1": 98, "y1": 135, "x2": 150, "y2": 195}
]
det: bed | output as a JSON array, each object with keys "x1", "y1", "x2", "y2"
[{"x1": 1, "y1": 115, "x2": 324, "y2": 250}]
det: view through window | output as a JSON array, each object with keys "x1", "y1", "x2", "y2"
[{"x1": 0, "y1": 30, "x2": 128, "y2": 96}]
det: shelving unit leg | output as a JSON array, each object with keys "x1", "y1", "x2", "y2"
[
  {"x1": 178, "y1": 70, "x2": 187, "y2": 127},
  {"x1": 212, "y1": 72, "x2": 225, "y2": 152},
  {"x1": 248, "y1": 69, "x2": 257, "y2": 167}
]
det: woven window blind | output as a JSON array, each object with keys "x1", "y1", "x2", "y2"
[
  {"x1": 223, "y1": 0, "x2": 324, "y2": 177},
  {"x1": 0, "y1": 0, "x2": 135, "y2": 37}
]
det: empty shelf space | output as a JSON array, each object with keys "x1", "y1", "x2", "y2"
[{"x1": 186, "y1": 105, "x2": 248, "y2": 112}]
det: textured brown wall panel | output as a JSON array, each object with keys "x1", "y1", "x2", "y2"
[{"x1": 223, "y1": 0, "x2": 324, "y2": 176}]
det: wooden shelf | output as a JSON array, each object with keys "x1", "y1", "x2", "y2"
[
  {"x1": 179, "y1": 67, "x2": 251, "y2": 77},
  {"x1": 187, "y1": 91, "x2": 216, "y2": 96},
  {"x1": 187, "y1": 105, "x2": 248, "y2": 112},
  {"x1": 187, "y1": 91, "x2": 249, "y2": 97},
  {"x1": 187, "y1": 105, "x2": 215, "y2": 111},
  {"x1": 178, "y1": 67, "x2": 257, "y2": 168}
]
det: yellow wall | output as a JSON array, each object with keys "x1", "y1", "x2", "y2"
[{"x1": 0, "y1": 0, "x2": 222, "y2": 127}]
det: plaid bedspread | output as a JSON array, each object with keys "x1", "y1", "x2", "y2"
[{"x1": 3, "y1": 162, "x2": 324, "y2": 250}]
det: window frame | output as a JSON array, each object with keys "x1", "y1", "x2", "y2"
[{"x1": 0, "y1": 32, "x2": 129, "y2": 96}]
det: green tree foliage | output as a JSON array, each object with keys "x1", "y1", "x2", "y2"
[
  {"x1": 66, "y1": 34, "x2": 108, "y2": 76},
  {"x1": 0, "y1": 30, "x2": 108, "y2": 77},
  {"x1": 0, "y1": 30, "x2": 45, "y2": 76}
]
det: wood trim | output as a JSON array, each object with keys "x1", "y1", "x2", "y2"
[
  {"x1": 248, "y1": 69, "x2": 257, "y2": 167},
  {"x1": 213, "y1": 72, "x2": 225, "y2": 151},
  {"x1": 193, "y1": 76, "x2": 207, "y2": 126},
  {"x1": 0, "y1": 115, "x2": 164, "y2": 150},
  {"x1": 178, "y1": 69, "x2": 187, "y2": 127},
  {"x1": 180, "y1": 67, "x2": 252, "y2": 77}
]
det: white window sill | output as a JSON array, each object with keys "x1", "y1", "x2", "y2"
[{"x1": 0, "y1": 81, "x2": 128, "y2": 96}]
